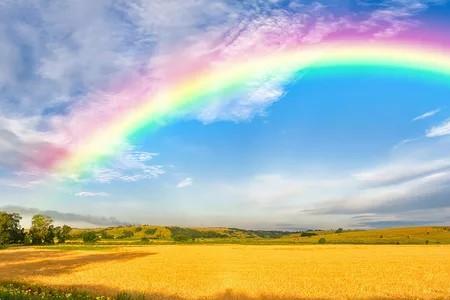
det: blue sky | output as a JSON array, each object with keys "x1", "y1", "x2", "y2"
[{"x1": 1, "y1": 0, "x2": 450, "y2": 229}]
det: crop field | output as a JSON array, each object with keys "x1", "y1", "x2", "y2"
[{"x1": 1, "y1": 244, "x2": 450, "y2": 299}]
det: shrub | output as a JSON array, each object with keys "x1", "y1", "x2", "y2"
[
  {"x1": 99, "y1": 230, "x2": 114, "y2": 239},
  {"x1": 144, "y1": 228, "x2": 157, "y2": 235},
  {"x1": 335, "y1": 228, "x2": 344, "y2": 233},
  {"x1": 140, "y1": 237, "x2": 150, "y2": 243},
  {"x1": 82, "y1": 231, "x2": 98, "y2": 243},
  {"x1": 301, "y1": 232, "x2": 317, "y2": 237},
  {"x1": 134, "y1": 226, "x2": 142, "y2": 232},
  {"x1": 318, "y1": 238, "x2": 326, "y2": 244},
  {"x1": 118, "y1": 230, "x2": 134, "y2": 239},
  {"x1": 168, "y1": 227, "x2": 226, "y2": 241}
]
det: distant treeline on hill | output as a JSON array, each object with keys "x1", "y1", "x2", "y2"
[{"x1": 3, "y1": 211, "x2": 449, "y2": 246}]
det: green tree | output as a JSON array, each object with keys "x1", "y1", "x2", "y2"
[
  {"x1": 0, "y1": 212, "x2": 25, "y2": 245},
  {"x1": 118, "y1": 230, "x2": 134, "y2": 239},
  {"x1": 29, "y1": 215, "x2": 55, "y2": 245},
  {"x1": 82, "y1": 231, "x2": 98, "y2": 243},
  {"x1": 318, "y1": 237, "x2": 326, "y2": 244},
  {"x1": 54, "y1": 225, "x2": 72, "y2": 243},
  {"x1": 99, "y1": 230, "x2": 114, "y2": 239},
  {"x1": 335, "y1": 228, "x2": 344, "y2": 233}
]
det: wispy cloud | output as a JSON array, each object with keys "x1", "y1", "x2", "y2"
[
  {"x1": 87, "y1": 145, "x2": 164, "y2": 183},
  {"x1": 426, "y1": 119, "x2": 450, "y2": 137},
  {"x1": 412, "y1": 108, "x2": 440, "y2": 121},
  {"x1": 177, "y1": 177, "x2": 193, "y2": 188},
  {"x1": 75, "y1": 191, "x2": 109, "y2": 197}
]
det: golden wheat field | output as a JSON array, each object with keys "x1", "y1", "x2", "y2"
[{"x1": 1, "y1": 245, "x2": 450, "y2": 299}]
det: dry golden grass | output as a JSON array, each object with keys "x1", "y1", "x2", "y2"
[{"x1": 1, "y1": 245, "x2": 449, "y2": 299}]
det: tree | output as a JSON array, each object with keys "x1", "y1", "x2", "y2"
[
  {"x1": 318, "y1": 237, "x2": 326, "y2": 244},
  {"x1": 55, "y1": 225, "x2": 72, "y2": 243},
  {"x1": 118, "y1": 230, "x2": 134, "y2": 239},
  {"x1": 99, "y1": 230, "x2": 113, "y2": 239},
  {"x1": 29, "y1": 215, "x2": 55, "y2": 245},
  {"x1": 335, "y1": 228, "x2": 344, "y2": 233},
  {"x1": 82, "y1": 231, "x2": 98, "y2": 243},
  {"x1": 0, "y1": 212, "x2": 25, "y2": 245}
]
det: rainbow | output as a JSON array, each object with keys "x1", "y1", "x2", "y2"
[{"x1": 50, "y1": 40, "x2": 450, "y2": 175}]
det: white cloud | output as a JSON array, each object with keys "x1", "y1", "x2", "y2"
[
  {"x1": 177, "y1": 177, "x2": 193, "y2": 188},
  {"x1": 88, "y1": 146, "x2": 164, "y2": 183},
  {"x1": 75, "y1": 191, "x2": 109, "y2": 197},
  {"x1": 412, "y1": 108, "x2": 440, "y2": 121},
  {"x1": 426, "y1": 119, "x2": 450, "y2": 137},
  {"x1": 353, "y1": 159, "x2": 450, "y2": 187}
]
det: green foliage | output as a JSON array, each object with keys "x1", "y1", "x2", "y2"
[
  {"x1": 144, "y1": 228, "x2": 156, "y2": 235},
  {"x1": 0, "y1": 283, "x2": 95, "y2": 300},
  {"x1": 118, "y1": 230, "x2": 134, "y2": 239},
  {"x1": 29, "y1": 215, "x2": 55, "y2": 245},
  {"x1": 318, "y1": 238, "x2": 326, "y2": 244},
  {"x1": 81, "y1": 231, "x2": 98, "y2": 243},
  {"x1": 134, "y1": 226, "x2": 142, "y2": 232},
  {"x1": 250, "y1": 230, "x2": 289, "y2": 239},
  {"x1": 301, "y1": 232, "x2": 317, "y2": 237},
  {"x1": 55, "y1": 225, "x2": 72, "y2": 244},
  {"x1": 99, "y1": 230, "x2": 114, "y2": 239},
  {"x1": 0, "y1": 283, "x2": 143, "y2": 300},
  {"x1": 140, "y1": 237, "x2": 150, "y2": 243},
  {"x1": 169, "y1": 227, "x2": 227, "y2": 241},
  {"x1": 0, "y1": 211, "x2": 25, "y2": 245},
  {"x1": 335, "y1": 228, "x2": 344, "y2": 233}
]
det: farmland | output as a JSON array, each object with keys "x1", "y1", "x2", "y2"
[
  {"x1": 1, "y1": 226, "x2": 450, "y2": 299},
  {"x1": 1, "y1": 244, "x2": 450, "y2": 299}
]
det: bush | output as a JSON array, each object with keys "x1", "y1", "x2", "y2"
[
  {"x1": 134, "y1": 227, "x2": 142, "y2": 232},
  {"x1": 82, "y1": 231, "x2": 98, "y2": 243},
  {"x1": 140, "y1": 237, "x2": 150, "y2": 243},
  {"x1": 301, "y1": 232, "x2": 317, "y2": 237},
  {"x1": 99, "y1": 230, "x2": 114, "y2": 239},
  {"x1": 335, "y1": 228, "x2": 344, "y2": 233},
  {"x1": 144, "y1": 228, "x2": 157, "y2": 235},
  {"x1": 118, "y1": 230, "x2": 134, "y2": 239},
  {"x1": 318, "y1": 238, "x2": 326, "y2": 244},
  {"x1": 0, "y1": 283, "x2": 143, "y2": 300},
  {"x1": 168, "y1": 227, "x2": 226, "y2": 241}
]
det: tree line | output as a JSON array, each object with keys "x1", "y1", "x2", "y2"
[{"x1": 0, "y1": 211, "x2": 71, "y2": 246}]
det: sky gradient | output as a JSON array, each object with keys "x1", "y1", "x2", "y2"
[{"x1": 1, "y1": 0, "x2": 450, "y2": 229}]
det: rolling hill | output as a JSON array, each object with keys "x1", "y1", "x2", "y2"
[{"x1": 67, "y1": 225, "x2": 450, "y2": 245}]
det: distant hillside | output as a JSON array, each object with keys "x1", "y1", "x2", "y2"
[{"x1": 67, "y1": 225, "x2": 450, "y2": 245}]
